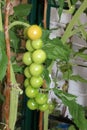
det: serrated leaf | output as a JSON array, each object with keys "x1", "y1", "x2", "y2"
[
  {"x1": 70, "y1": 75, "x2": 87, "y2": 83},
  {"x1": 53, "y1": 88, "x2": 87, "y2": 130},
  {"x1": 13, "y1": 4, "x2": 32, "y2": 17},
  {"x1": 43, "y1": 38, "x2": 71, "y2": 61}
]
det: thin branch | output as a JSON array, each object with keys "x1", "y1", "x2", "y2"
[
  {"x1": 43, "y1": 0, "x2": 48, "y2": 29},
  {"x1": 3, "y1": 0, "x2": 11, "y2": 130},
  {"x1": 4, "y1": 0, "x2": 11, "y2": 86}
]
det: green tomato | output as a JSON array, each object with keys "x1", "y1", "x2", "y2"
[
  {"x1": 29, "y1": 63, "x2": 43, "y2": 76},
  {"x1": 24, "y1": 67, "x2": 31, "y2": 78},
  {"x1": 35, "y1": 93, "x2": 48, "y2": 105},
  {"x1": 32, "y1": 49, "x2": 46, "y2": 64},
  {"x1": 24, "y1": 78, "x2": 30, "y2": 88},
  {"x1": 30, "y1": 76, "x2": 43, "y2": 88},
  {"x1": 25, "y1": 86, "x2": 38, "y2": 98},
  {"x1": 26, "y1": 39, "x2": 34, "y2": 52},
  {"x1": 22, "y1": 52, "x2": 32, "y2": 65},
  {"x1": 39, "y1": 103, "x2": 48, "y2": 112},
  {"x1": 27, "y1": 99, "x2": 38, "y2": 110},
  {"x1": 31, "y1": 39, "x2": 43, "y2": 49},
  {"x1": 48, "y1": 102, "x2": 55, "y2": 113}
]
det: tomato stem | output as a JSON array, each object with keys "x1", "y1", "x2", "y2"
[
  {"x1": 61, "y1": 0, "x2": 87, "y2": 44},
  {"x1": 9, "y1": 21, "x2": 30, "y2": 30}
]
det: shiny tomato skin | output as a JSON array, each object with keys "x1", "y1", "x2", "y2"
[
  {"x1": 25, "y1": 86, "x2": 38, "y2": 98},
  {"x1": 27, "y1": 99, "x2": 38, "y2": 110},
  {"x1": 22, "y1": 52, "x2": 32, "y2": 65},
  {"x1": 27, "y1": 25, "x2": 42, "y2": 40},
  {"x1": 35, "y1": 93, "x2": 48, "y2": 105},
  {"x1": 29, "y1": 63, "x2": 43, "y2": 76},
  {"x1": 31, "y1": 39, "x2": 43, "y2": 49},
  {"x1": 24, "y1": 78, "x2": 30, "y2": 88},
  {"x1": 30, "y1": 76, "x2": 43, "y2": 88},
  {"x1": 26, "y1": 39, "x2": 34, "y2": 52},
  {"x1": 32, "y1": 49, "x2": 46, "y2": 64},
  {"x1": 39, "y1": 103, "x2": 48, "y2": 111},
  {"x1": 24, "y1": 67, "x2": 31, "y2": 78}
]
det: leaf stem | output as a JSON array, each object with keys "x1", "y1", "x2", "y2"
[
  {"x1": 61, "y1": 0, "x2": 87, "y2": 44},
  {"x1": 8, "y1": 21, "x2": 30, "y2": 30}
]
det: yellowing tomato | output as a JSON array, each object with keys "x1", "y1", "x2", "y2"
[{"x1": 27, "y1": 25, "x2": 42, "y2": 40}]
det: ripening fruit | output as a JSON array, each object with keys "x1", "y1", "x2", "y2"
[{"x1": 27, "y1": 25, "x2": 42, "y2": 40}]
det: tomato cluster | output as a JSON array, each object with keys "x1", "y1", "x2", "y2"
[{"x1": 23, "y1": 25, "x2": 49, "y2": 111}]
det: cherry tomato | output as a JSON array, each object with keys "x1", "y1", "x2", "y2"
[
  {"x1": 22, "y1": 52, "x2": 32, "y2": 65},
  {"x1": 48, "y1": 102, "x2": 56, "y2": 113},
  {"x1": 35, "y1": 93, "x2": 48, "y2": 105},
  {"x1": 32, "y1": 49, "x2": 46, "y2": 64},
  {"x1": 24, "y1": 78, "x2": 30, "y2": 88},
  {"x1": 39, "y1": 103, "x2": 48, "y2": 111},
  {"x1": 24, "y1": 67, "x2": 31, "y2": 78},
  {"x1": 27, "y1": 25, "x2": 42, "y2": 40},
  {"x1": 31, "y1": 39, "x2": 43, "y2": 49},
  {"x1": 29, "y1": 63, "x2": 44, "y2": 76},
  {"x1": 25, "y1": 86, "x2": 38, "y2": 98},
  {"x1": 26, "y1": 39, "x2": 34, "y2": 52},
  {"x1": 30, "y1": 76, "x2": 43, "y2": 88},
  {"x1": 27, "y1": 99, "x2": 38, "y2": 110}
]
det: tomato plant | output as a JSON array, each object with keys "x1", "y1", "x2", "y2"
[
  {"x1": 27, "y1": 99, "x2": 38, "y2": 110},
  {"x1": 30, "y1": 76, "x2": 43, "y2": 88},
  {"x1": 24, "y1": 78, "x2": 30, "y2": 88},
  {"x1": 26, "y1": 39, "x2": 34, "y2": 52},
  {"x1": 27, "y1": 25, "x2": 42, "y2": 40},
  {"x1": 32, "y1": 49, "x2": 46, "y2": 64},
  {"x1": 25, "y1": 86, "x2": 38, "y2": 98},
  {"x1": 31, "y1": 38, "x2": 43, "y2": 49},
  {"x1": 35, "y1": 93, "x2": 48, "y2": 105},
  {"x1": 29, "y1": 63, "x2": 44, "y2": 76},
  {"x1": 24, "y1": 67, "x2": 31, "y2": 78},
  {"x1": 22, "y1": 52, "x2": 32, "y2": 65},
  {"x1": 39, "y1": 103, "x2": 48, "y2": 112}
]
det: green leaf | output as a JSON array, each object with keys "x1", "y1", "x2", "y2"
[
  {"x1": 13, "y1": 64, "x2": 24, "y2": 74},
  {"x1": 0, "y1": 31, "x2": 7, "y2": 81},
  {"x1": 0, "y1": 92, "x2": 5, "y2": 103},
  {"x1": 75, "y1": 52, "x2": 87, "y2": 61},
  {"x1": 0, "y1": 49, "x2": 8, "y2": 81},
  {"x1": 13, "y1": 4, "x2": 32, "y2": 17},
  {"x1": 9, "y1": 30, "x2": 20, "y2": 52},
  {"x1": 70, "y1": 75, "x2": 87, "y2": 83},
  {"x1": 71, "y1": 0, "x2": 78, "y2": 5},
  {"x1": 43, "y1": 38, "x2": 71, "y2": 62},
  {"x1": 42, "y1": 68, "x2": 51, "y2": 87},
  {"x1": 58, "y1": 0, "x2": 64, "y2": 19},
  {"x1": 54, "y1": 88, "x2": 87, "y2": 130},
  {"x1": 42, "y1": 29, "x2": 50, "y2": 42}
]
